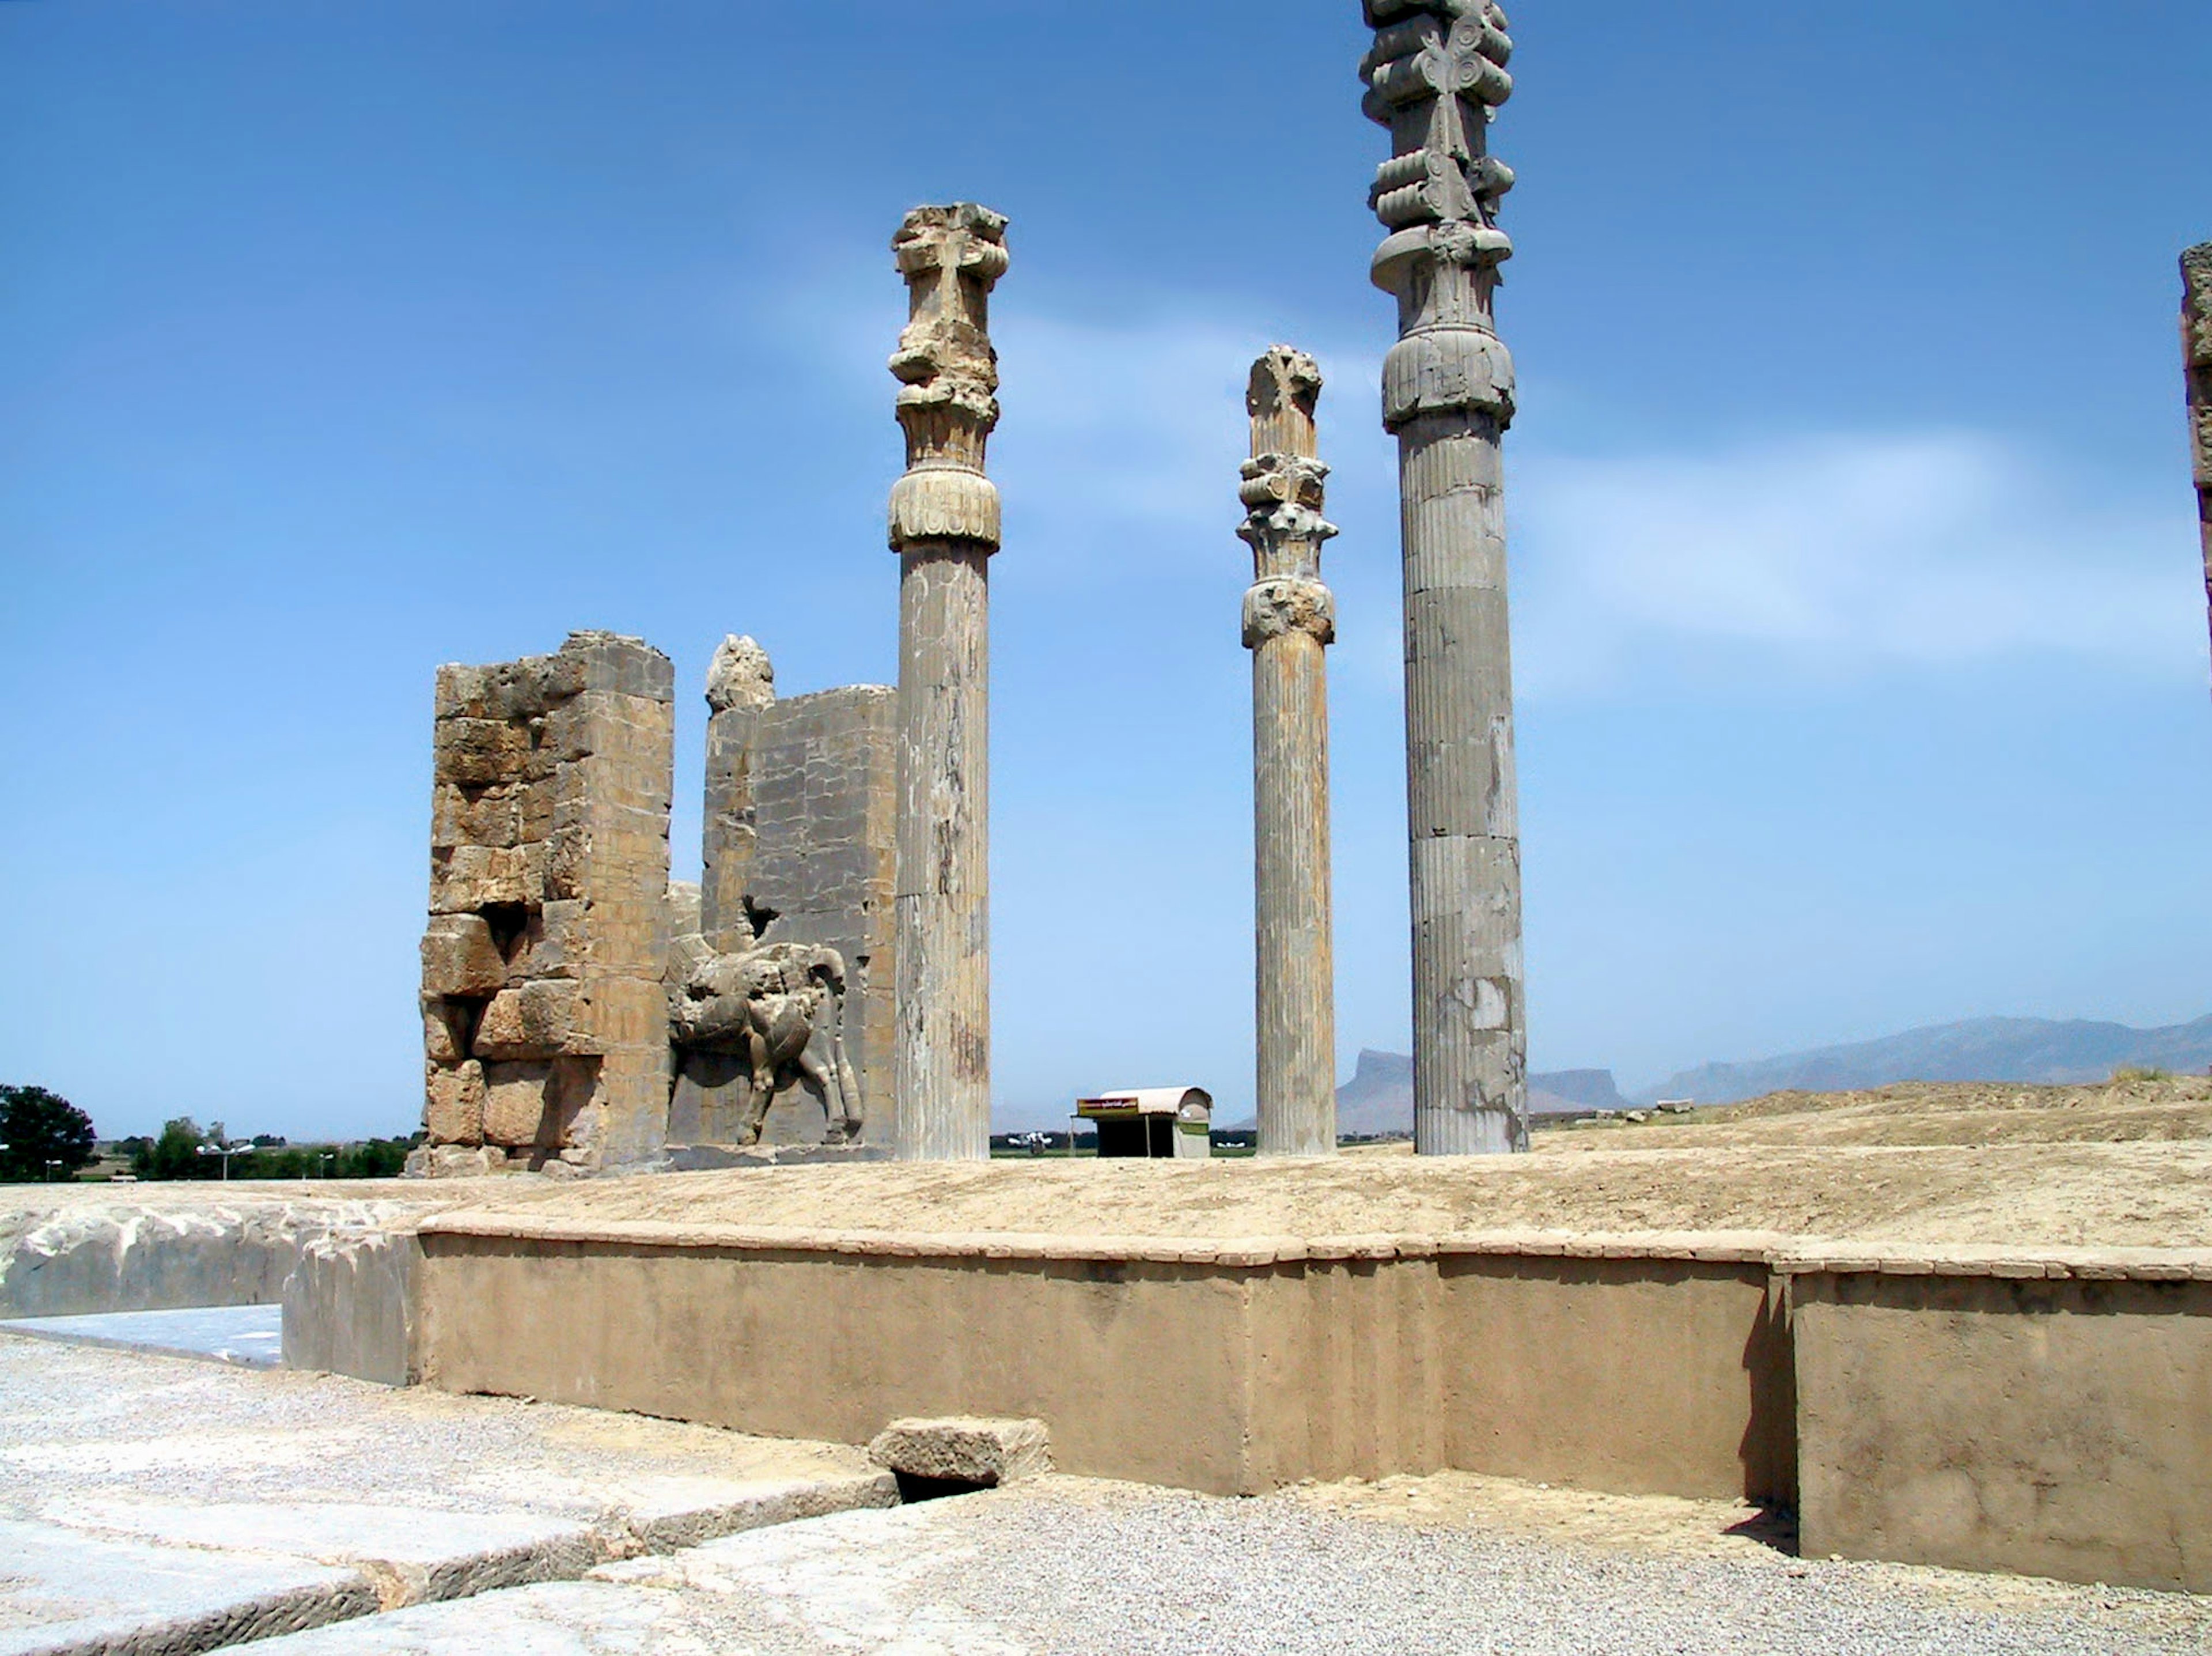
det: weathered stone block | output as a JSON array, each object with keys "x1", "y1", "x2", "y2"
[
  {"x1": 543, "y1": 827, "x2": 588, "y2": 902},
  {"x1": 518, "y1": 775, "x2": 556, "y2": 841},
  {"x1": 404, "y1": 1143, "x2": 510, "y2": 1178},
  {"x1": 510, "y1": 899, "x2": 587, "y2": 983},
  {"x1": 568, "y1": 976, "x2": 667, "y2": 1052},
  {"x1": 482, "y1": 1062, "x2": 552, "y2": 1147},
  {"x1": 434, "y1": 717, "x2": 534, "y2": 787},
  {"x1": 472, "y1": 982, "x2": 578, "y2": 1061},
  {"x1": 431, "y1": 782, "x2": 524, "y2": 851},
  {"x1": 430, "y1": 843, "x2": 542, "y2": 914},
  {"x1": 424, "y1": 1060, "x2": 487, "y2": 1145},
  {"x1": 565, "y1": 629, "x2": 676, "y2": 701},
  {"x1": 421, "y1": 914, "x2": 507, "y2": 998},
  {"x1": 868, "y1": 1417, "x2": 1051, "y2": 1486},
  {"x1": 422, "y1": 995, "x2": 471, "y2": 1063}
]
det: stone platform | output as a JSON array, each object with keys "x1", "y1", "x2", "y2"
[
  {"x1": 393, "y1": 1203, "x2": 2212, "y2": 1594},
  {"x1": 0, "y1": 1332, "x2": 891, "y2": 1656}
]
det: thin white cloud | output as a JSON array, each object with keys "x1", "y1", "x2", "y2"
[
  {"x1": 763, "y1": 285, "x2": 2206, "y2": 693},
  {"x1": 1512, "y1": 432, "x2": 2205, "y2": 693}
]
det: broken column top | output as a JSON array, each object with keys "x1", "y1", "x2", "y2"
[
  {"x1": 888, "y1": 202, "x2": 1010, "y2": 554},
  {"x1": 1248, "y1": 346, "x2": 1324, "y2": 461},
  {"x1": 706, "y1": 634, "x2": 775, "y2": 713},
  {"x1": 1239, "y1": 347, "x2": 1338, "y2": 592}
]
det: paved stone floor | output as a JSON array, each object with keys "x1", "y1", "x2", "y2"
[
  {"x1": 0, "y1": 1332, "x2": 889, "y2": 1655},
  {"x1": 0, "y1": 1303, "x2": 285, "y2": 1367},
  {"x1": 2, "y1": 1331, "x2": 2207, "y2": 1655}
]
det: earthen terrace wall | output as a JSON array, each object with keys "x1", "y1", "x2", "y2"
[
  {"x1": 412, "y1": 1220, "x2": 1794, "y2": 1503},
  {"x1": 397, "y1": 1219, "x2": 2212, "y2": 1591}
]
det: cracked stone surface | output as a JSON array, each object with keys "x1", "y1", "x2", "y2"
[{"x1": 0, "y1": 1332, "x2": 889, "y2": 1655}]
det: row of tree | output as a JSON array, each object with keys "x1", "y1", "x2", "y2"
[
  {"x1": 116, "y1": 1118, "x2": 418, "y2": 1181},
  {"x1": 0, "y1": 1084, "x2": 418, "y2": 1182}
]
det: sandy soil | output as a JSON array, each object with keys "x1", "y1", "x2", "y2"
[
  {"x1": 1285, "y1": 1472, "x2": 2210, "y2": 1636},
  {"x1": 14, "y1": 1076, "x2": 2207, "y2": 1249},
  {"x1": 454, "y1": 1076, "x2": 2212, "y2": 1248},
  {"x1": 1566, "y1": 1072, "x2": 2212, "y2": 1149}
]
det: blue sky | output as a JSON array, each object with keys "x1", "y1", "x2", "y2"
[{"x1": 4, "y1": 2, "x2": 2209, "y2": 1139}]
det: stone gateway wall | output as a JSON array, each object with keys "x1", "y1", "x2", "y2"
[
  {"x1": 741, "y1": 688, "x2": 899, "y2": 1145},
  {"x1": 672, "y1": 644, "x2": 899, "y2": 1156},
  {"x1": 416, "y1": 631, "x2": 675, "y2": 1175}
]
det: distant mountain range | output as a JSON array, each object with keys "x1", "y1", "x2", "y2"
[
  {"x1": 1334, "y1": 1050, "x2": 1629, "y2": 1137},
  {"x1": 1321, "y1": 1015, "x2": 2212, "y2": 1132},
  {"x1": 1635, "y1": 1015, "x2": 2212, "y2": 1106}
]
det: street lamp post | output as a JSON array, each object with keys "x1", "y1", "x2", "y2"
[{"x1": 196, "y1": 1141, "x2": 250, "y2": 1181}]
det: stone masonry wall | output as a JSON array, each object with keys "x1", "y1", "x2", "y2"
[
  {"x1": 416, "y1": 631, "x2": 675, "y2": 1175},
  {"x1": 672, "y1": 684, "x2": 897, "y2": 1151}
]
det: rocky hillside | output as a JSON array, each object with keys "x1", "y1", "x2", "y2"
[
  {"x1": 1335, "y1": 1050, "x2": 1630, "y2": 1137},
  {"x1": 1639, "y1": 1015, "x2": 2212, "y2": 1107}
]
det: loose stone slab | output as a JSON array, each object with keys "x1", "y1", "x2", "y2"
[
  {"x1": 0, "y1": 1517, "x2": 372, "y2": 1656},
  {"x1": 868, "y1": 1416, "x2": 1051, "y2": 1486}
]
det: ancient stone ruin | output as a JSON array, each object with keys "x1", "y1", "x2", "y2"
[
  {"x1": 1241, "y1": 347, "x2": 1340, "y2": 1158},
  {"x1": 415, "y1": 630, "x2": 899, "y2": 1173},
  {"x1": 415, "y1": 632, "x2": 676, "y2": 1177},
  {"x1": 412, "y1": 205, "x2": 1012, "y2": 1175},
  {"x1": 1362, "y1": 0, "x2": 1529, "y2": 1154},
  {"x1": 668, "y1": 637, "x2": 897, "y2": 1159},
  {"x1": 888, "y1": 203, "x2": 1007, "y2": 1162}
]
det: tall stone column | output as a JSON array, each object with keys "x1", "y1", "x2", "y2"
[
  {"x1": 2184, "y1": 244, "x2": 2212, "y2": 676},
  {"x1": 888, "y1": 203, "x2": 1009, "y2": 1162},
  {"x1": 1240, "y1": 348, "x2": 1340, "y2": 1158},
  {"x1": 1361, "y1": 0, "x2": 1528, "y2": 1155}
]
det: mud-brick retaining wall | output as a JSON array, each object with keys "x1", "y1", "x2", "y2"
[
  {"x1": 412, "y1": 1219, "x2": 1795, "y2": 1502},
  {"x1": 1781, "y1": 1243, "x2": 2212, "y2": 1594},
  {"x1": 395, "y1": 1217, "x2": 2212, "y2": 1594}
]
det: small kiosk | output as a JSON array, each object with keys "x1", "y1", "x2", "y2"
[{"x1": 1075, "y1": 1087, "x2": 1213, "y2": 1160}]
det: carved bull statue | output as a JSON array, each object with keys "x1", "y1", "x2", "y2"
[{"x1": 671, "y1": 940, "x2": 863, "y2": 1147}]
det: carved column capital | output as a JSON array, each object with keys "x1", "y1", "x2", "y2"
[
  {"x1": 1241, "y1": 347, "x2": 1336, "y2": 649},
  {"x1": 1244, "y1": 578, "x2": 1338, "y2": 648},
  {"x1": 1363, "y1": 1, "x2": 1517, "y2": 432},
  {"x1": 889, "y1": 203, "x2": 1010, "y2": 553}
]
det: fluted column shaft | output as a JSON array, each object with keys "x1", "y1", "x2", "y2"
[
  {"x1": 895, "y1": 545, "x2": 991, "y2": 1159},
  {"x1": 1241, "y1": 349, "x2": 1339, "y2": 1158},
  {"x1": 887, "y1": 203, "x2": 1008, "y2": 1162},
  {"x1": 1399, "y1": 408, "x2": 1523, "y2": 1154},
  {"x1": 1361, "y1": 0, "x2": 1528, "y2": 1154},
  {"x1": 2184, "y1": 244, "x2": 2212, "y2": 681}
]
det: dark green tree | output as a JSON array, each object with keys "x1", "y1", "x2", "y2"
[
  {"x1": 133, "y1": 1117, "x2": 210, "y2": 1181},
  {"x1": 0, "y1": 1086, "x2": 98, "y2": 1182}
]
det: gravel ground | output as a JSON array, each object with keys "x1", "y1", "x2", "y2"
[{"x1": 260, "y1": 1477, "x2": 2212, "y2": 1656}]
